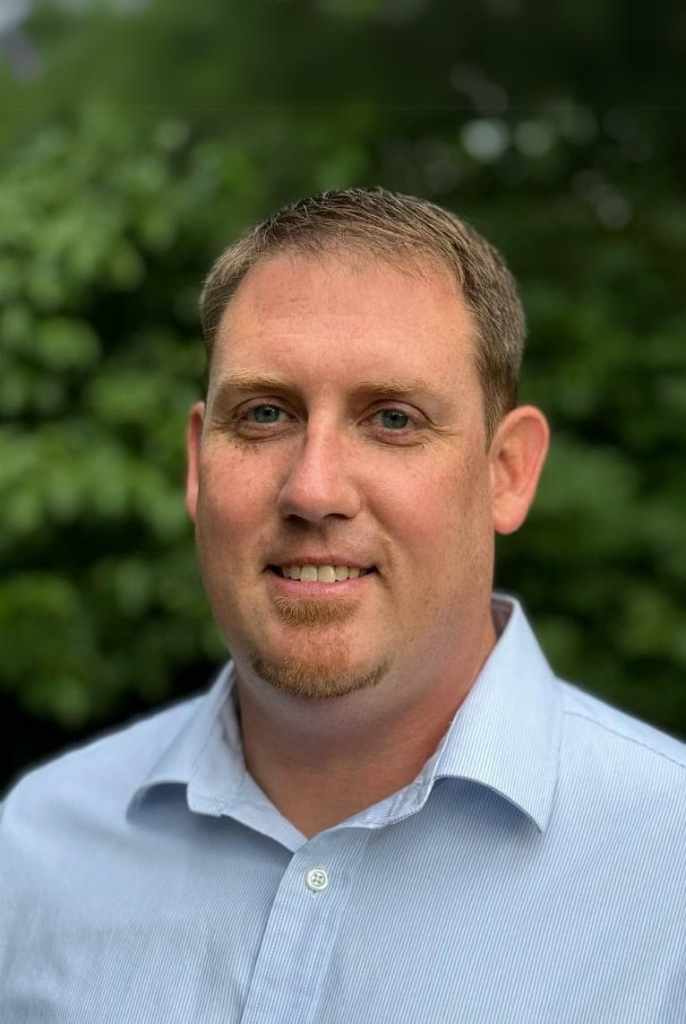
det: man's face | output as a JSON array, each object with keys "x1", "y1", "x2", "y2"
[{"x1": 186, "y1": 250, "x2": 499, "y2": 702}]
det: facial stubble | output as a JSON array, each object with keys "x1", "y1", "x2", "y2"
[{"x1": 250, "y1": 595, "x2": 391, "y2": 699}]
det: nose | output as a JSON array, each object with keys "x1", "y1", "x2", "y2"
[{"x1": 276, "y1": 424, "x2": 361, "y2": 524}]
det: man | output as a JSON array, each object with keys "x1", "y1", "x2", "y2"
[{"x1": 1, "y1": 188, "x2": 683, "y2": 1022}]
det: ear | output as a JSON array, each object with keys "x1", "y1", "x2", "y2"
[
  {"x1": 185, "y1": 401, "x2": 205, "y2": 523},
  {"x1": 488, "y1": 405, "x2": 549, "y2": 535}
]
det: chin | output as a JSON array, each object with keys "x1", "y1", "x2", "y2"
[{"x1": 248, "y1": 648, "x2": 391, "y2": 700}]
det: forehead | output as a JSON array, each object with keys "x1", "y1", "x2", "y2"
[{"x1": 211, "y1": 250, "x2": 480, "y2": 396}]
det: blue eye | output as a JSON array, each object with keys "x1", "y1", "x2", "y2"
[
  {"x1": 378, "y1": 409, "x2": 410, "y2": 430},
  {"x1": 249, "y1": 404, "x2": 283, "y2": 423}
]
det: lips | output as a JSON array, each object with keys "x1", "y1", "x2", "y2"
[
  {"x1": 264, "y1": 564, "x2": 378, "y2": 603},
  {"x1": 266, "y1": 551, "x2": 377, "y2": 572},
  {"x1": 268, "y1": 569, "x2": 376, "y2": 577},
  {"x1": 267, "y1": 564, "x2": 376, "y2": 582}
]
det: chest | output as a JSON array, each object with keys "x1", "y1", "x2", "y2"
[{"x1": 3, "y1": 805, "x2": 681, "y2": 1024}]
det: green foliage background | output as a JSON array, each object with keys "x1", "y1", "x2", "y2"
[{"x1": 2, "y1": 0, "x2": 685, "y2": 787}]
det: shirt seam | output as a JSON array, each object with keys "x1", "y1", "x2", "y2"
[{"x1": 563, "y1": 708, "x2": 686, "y2": 771}]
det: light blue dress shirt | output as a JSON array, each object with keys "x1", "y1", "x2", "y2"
[{"x1": 1, "y1": 596, "x2": 684, "y2": 1022}]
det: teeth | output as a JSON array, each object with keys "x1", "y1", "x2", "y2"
[{"x1": 280, "y1": 564, "x2": 368, "y2": 582}]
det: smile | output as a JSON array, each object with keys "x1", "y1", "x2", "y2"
[{"x1": 268, "y1": 564, "x2": 376, "y2": 582}]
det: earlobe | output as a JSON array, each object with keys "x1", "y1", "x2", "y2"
[
  {"x1": 490, "y1": 405, "x2": 549, "y2": 535},
  {"x1": 185, "y1": 401, "x2": 206, "y2": 523}
]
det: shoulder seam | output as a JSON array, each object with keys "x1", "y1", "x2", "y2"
[{"x1": 563, "y1": 708, "x2": 686, "y2": 771}]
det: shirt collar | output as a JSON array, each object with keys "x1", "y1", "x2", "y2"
[
  {"x1": 127, "y1": 663, "x2": 239, "y2": 817},
  {"x1": 128, "y1": 595, "x2": 562, "y2": 834},
  {"x1": 431, "y1": 594, "x2": 562, "y2": 832}
]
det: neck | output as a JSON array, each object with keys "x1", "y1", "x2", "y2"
[{"x1": 234, "y1": 612, "x2": 498, "y2": 838}]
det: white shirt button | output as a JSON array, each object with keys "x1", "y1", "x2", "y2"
[{"x1": 306, "y1": 867, "x2": 329, "y2": 892}]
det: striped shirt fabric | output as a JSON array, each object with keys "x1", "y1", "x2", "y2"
[{"x1": 1, "y1": 595, "x2": 684, "y2": 1022}]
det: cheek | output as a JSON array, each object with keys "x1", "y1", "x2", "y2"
[
  {"x1": 391, "y1": 458, "x2": 493, "y2": 567},
  {"x1": 372, "y1": 462, "x2": 459, "y2": 568},
  {"x1": 198, "y1": 449, "x2": 277, "y2": 535}
]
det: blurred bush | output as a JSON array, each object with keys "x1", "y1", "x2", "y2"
[
  {"x1": 0, "y1": 110, "x2": 222, "y2": 725},
  {"x1": 1, "y1": 0, "x2": 685, "y2": 781}
]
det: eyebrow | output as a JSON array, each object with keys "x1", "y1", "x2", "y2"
[{"x1": 211, "y1": 373, "x2": 444, "y2": 408}]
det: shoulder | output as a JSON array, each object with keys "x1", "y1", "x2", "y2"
[
  {"x1": 556, "y1": 679, "x2": 686, "y2": 822},
  {"x1": 1, "y1": 694, "x2": 201, "y2": 828},
  {"x1": 559, "y1": 679, "x2": 686, "y2": 768},
  {"x1": 0, "y1": 692, "x2": 211, "y2": 955}
]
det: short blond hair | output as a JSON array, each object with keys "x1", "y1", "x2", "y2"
[{"x1": 200, "y1": 187, "x2": 525, "y2": 439}]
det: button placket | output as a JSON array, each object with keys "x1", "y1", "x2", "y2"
[{"x1": 238, "y1": 830, "x2": 371, "y2": 1024}]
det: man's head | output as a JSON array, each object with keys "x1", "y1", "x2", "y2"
[
  {"x1": 199, "y1": 187, "x2": 525, "y2": 442},
  {"x1": 186, "y1": 189, "x2": 548, "y2": 711}
]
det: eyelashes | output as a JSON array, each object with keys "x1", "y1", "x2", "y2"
[{"x1": 229, "y1": 402, "x2": 427, "y2": 444}]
